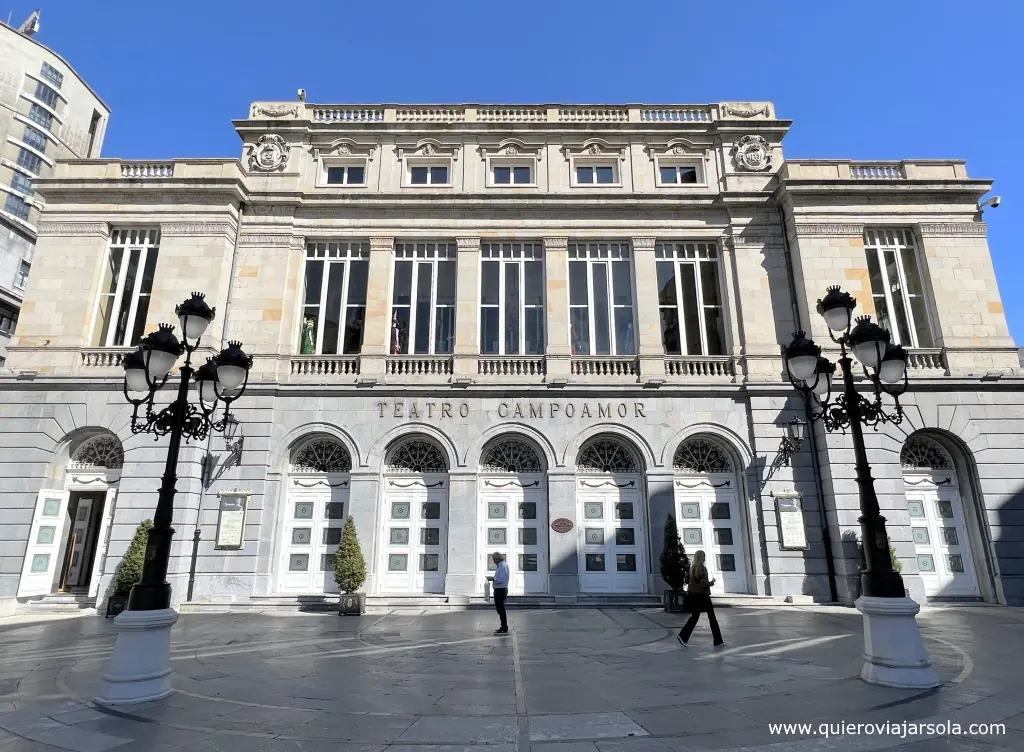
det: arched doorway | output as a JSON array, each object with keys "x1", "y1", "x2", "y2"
[
  {"x1": 575, "y1": 437, "x2": 646, "y2": 593},
  {"x1": 19, "y1": 432, "x2": 123, "y2": 599},
  {"x1": 379, "y1": 437, "x2": 449, "y2": 594},
  {"x1": 902, "y1": 434, "x2": 980, "y2": 598},
  {"x1": 278, "y1": 437, "x2": 352, "y2": 593},
  {"x1": 478, "y1": 438, "x2": 547, "y2": 595},
  {"x1": 672, "y1": 437, "x2": 747, "y2": 594}
]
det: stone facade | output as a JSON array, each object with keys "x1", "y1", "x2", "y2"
[
  {"x1": 0, "y1": 15, "x2": 110, "y2": 365},
  {"x1": 2, "y1": 100, "x2": 1022, "y2": 611}
]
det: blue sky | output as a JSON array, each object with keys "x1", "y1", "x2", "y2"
[{"x1": 10, "y1": 1, "x2": 1022, "y2": 343}]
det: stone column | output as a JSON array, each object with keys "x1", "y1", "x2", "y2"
[
  {"x1": 645, "y1": 471, "x2": 675, "y2": 593},
  {"x1": 543, "y1": 237, "x2": 570, "y2": 381},
  {"x1": 359, "y1": 236, "x2": 394, "y2": 381},
  {"x1": 547, "y1": 471, "x2": 578, "y2": 596},
  {"x1": 347, "y1": 472, "x2": 381, "y2": 594},
  {"x1": 453, "y1": 237, "x2": 481, "y2": 381},
  {"x1": 445, "y1": 472, "x2": 478, "y2": 598},
  {"x1": 630, "y1": 237, "x2": 665, "y2": 382}
]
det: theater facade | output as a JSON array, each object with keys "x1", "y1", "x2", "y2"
[{"x1": 2, "y1": 100, "x2": 1022, "y2": 613}]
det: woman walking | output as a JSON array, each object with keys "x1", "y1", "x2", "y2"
[{"x1": 677, "y1": 550, "x2": 724, "y2": 648}]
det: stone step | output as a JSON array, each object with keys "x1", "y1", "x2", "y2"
[{"x1": 24, "y1": 593, "x2": 97, "y2": 613}]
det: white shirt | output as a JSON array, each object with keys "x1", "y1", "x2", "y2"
[{"x1": 493, "y1": 560, "x2": 510, "y2": 588}]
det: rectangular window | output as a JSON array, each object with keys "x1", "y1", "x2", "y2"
[
  {"x1": 16, "y1": 149, "x2": 42, "y2": 175},
  {"x1": 575, "y1": 164, "x2": 616, "y2": 184},
  {"x1": 409, "y1": 165, "x2": 449, "y2": 185},
  {"x1": 659, "y1": 164, "x2": 700, "y2": 185},
  {"x1": 0, "y1": 304, "x2": 17, "y2": 336},
  {"x1": 299, "y1": 241, "x2": 370, "y2": 355},
  {"x1": 4, "y1": 194, "x2": 30, "y2": 221},
  {"x1": 28, "y1": 104, "x2": 54, "y2": 131},
  {"x1": 23, "y1": 125, "x2": 47, "y2": 153},
  {"x1": 40, "y1": 62, "x2": 64, "y2": 89},
  {"x1": 14, "y1": 260, "x2": 30, "y2": 288},
  {"x1": 493, "y1": 164, "x2": 533, "y2": 185},
  {"x1": 34, "y1": 81, "x2": 59, "y2": 109},
  {"x1": 325, "y1": 165, "x2": 366, "y2": 185},
  {"x1": 480, "y1": 242, "x2": 545, "y2": 355},
  {"x1": 864, "y1": 229, "x2": 933, "y2": 348},
  {"x1": 11, "y1": 172, "x2": 32, "y2": 195},
  {"x1": 90, "y1": 228, "x2": 160, "y2": 347},
  {"x1": 655, "y1": 242, "x2": 726, "y2": 356},
  {"x1": 567, "y1": 242, "x2": 636, "y2": 356},
  {"x1": 390, "y1": 242, "x2": 457, "y2": 354}
]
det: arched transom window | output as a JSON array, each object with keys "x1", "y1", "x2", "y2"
[
  {"x1": 480, "y1": 439, "x2": 543, "y2": 473},
  {"x1": 387, "y1": 439, "x2": 449, "y2": 474},
  {"x1": 291, "y1": 438, "x2": 352, "y2": 473},
  {"x1": 673, "y1": 438, "x2": 732, "y2": 474},
  {"x1": 577, "y1": 439, "x2": 638, "y2": 474},
  {"x1": 70, "y1": 435, "x2": 124, "y2": 469},
  {"x1": 901, "y1": 436, "x2": 953, "y2": 470}
]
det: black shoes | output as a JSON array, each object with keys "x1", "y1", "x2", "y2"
[
  {"x1": 677, "y1": 634, "x2": 688, "y2": 647},
  {"x1": 494, "y1": 628, "x2": 509, "y2": 636}
]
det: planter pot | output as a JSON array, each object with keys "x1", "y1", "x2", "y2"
[
  {"x1": 663, "y1": 590, "x2": 688, "y2": 613},
  {"x1": 339, "y1": 593, "x2": 365, "y2": 616},
  {"x1": 105, "y1": 595, "x2": 129, "y2": 619}
]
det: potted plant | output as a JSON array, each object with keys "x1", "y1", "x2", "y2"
[
  {"x1": 660, "y1": 513, "x2": 690, "y2": 613},
  {"x1": 334, "y1": 516, "x2": 367, "y2": 615},
  {"x1": 106, "y1": 519, "x2": 152, "y2": 618},
  {"x1": 852, "y1": 533, "x2": 908, "y2": 598}
]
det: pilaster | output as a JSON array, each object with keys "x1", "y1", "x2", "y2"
[
  {"x1": 445, "y1": 472, "x2": 478, "y2": 596},
  {"x1": 453, "y1": 237, "x2": 481, "y2": 381},
  {"x1": 547, "y1": 471, "x2": 578, "y2": 595},
  {"x1": 645, "y1": 471, "x2": 675, "y2": 594},
  {"x1": 631, "y1": 237, "x2": 666, "y2": 382},
  {"x1": 348, "y1": 472, "x2": 382, "y2": 595},
  {"x1": 359, "y1": 236, "x2": 394, "y2": 380},
  {"x1": 543, "y1": 237, "x2": 570, "y2": 381}
]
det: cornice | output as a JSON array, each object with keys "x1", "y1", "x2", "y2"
[
  {"x1": 161, "y1": 222, "x2": 237, "y2": 240},
  {"x1": 918, "y1": 223, "x2": 987, "y2": 237},
  {"x1": 36, "y1": 222, "x2": 109, "y2": 237},
  {"x1": 793, "y1": 223, "x2": 864, "y2": 237},
  {"x1": 237, "y1": 233, "x2": 302, "y2": 247}
]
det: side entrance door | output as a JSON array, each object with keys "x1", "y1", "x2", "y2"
[
  {"x1": 18, "y1": 489, "x2": 71, "y2": 597},
  {"x1": 905, "y1": 475, "x2": 979, "y2": 598},
  {"x1": 480, "y1": 477, "x2": 548, "y2": 595}
]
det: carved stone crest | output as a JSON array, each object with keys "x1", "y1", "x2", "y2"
[
  {"x1": 422, "y1": 143, "x2": 436, "y2": 155},
  {"x1": 585, "y1": 143, "x2": 603, "y2": 155},
  {"x1": 247, "y1": 134, "x2": 289, "y2": 172},
  {"x1": 671, "y1": 144, "x2": 687, "y2": 155},
  {"x1": 502, "y1": 144, "x2": 519, "y2": 156},
  {"x1": 732, "y1": 135, "x2": 772, "y2": 172}
]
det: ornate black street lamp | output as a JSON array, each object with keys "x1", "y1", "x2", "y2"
[
  {"x1": 121, "y1": 292, "x2": 252, "y2": 611},
  {"x1": 760, "y1": 418, "x2": 807, "y2": 489},
  {"x1": 783, "y1": 285, "x2": 909, "y2": 599}
]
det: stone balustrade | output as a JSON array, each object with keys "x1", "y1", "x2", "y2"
[
  {"x1": 120, "y1": 163, "x2": 174, "y2": 179},
  {"x1": 79, "y1": 348, "x2": 129, "y2": 369},
  {"x1": 665, "y1": 356, "x2": 735, "y2": 378},
  {"x1": 906, "y1": 348, "x2": 948, "y2": 374},
  {"x1": 477, "y1": 357, "x2": 547, "y2": 378},
  {"x1": 386, "y1": 356, "x2": 454, "y2": 379},
  {"x1": 850, "y1": 164, "x2": 905, "y2": 180},
  {"x1": 290, "y1": 356, "x2": 359, "y2": 378},
  {"x1": 570, "y1": 357, "x2": 639, "y2": 378}
]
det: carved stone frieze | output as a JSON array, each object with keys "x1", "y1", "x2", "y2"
[
  {"x1": 918, "y1": 223, "x2": 987, "y2": 237},
  {"x1": 543, "y1": 237, "x2": 569, "y2": 251},
  {"x1": 368, "y1": 237, "x2": 395, "y2": 252},
  {"x1": 250, "y1": 103, "x2": 301, "y2": 119},
  {"x1": 36, "y1": 222, "x2": 109, "y2": 237},
  {"x1": 238, "y1": 233, "x2": 295, "y2": 246},
  {"x1": 313, "y1": 138, "x2": 377, "y2": 161},
  {"x1": 161, "y1": 222, "x2": 236, "y2": 239},
  {"x1": 247, "y1": 134, "x2": 289, "y2": 172},
  {"x1": 793, "y1": 224, "x2": 865, "y2": 237},
  {"x1": 630, "y1": 237, "x2": 657, "y2": 251},
  {"x1": 563, "y1": 138, "x2": 627, "y2": 162},
  {"x1": 456, "y1": 237, "x2": 481, "y2": 250},
  {"x1": 722, "y1": 103, "x2": 772, "y2": 119}
]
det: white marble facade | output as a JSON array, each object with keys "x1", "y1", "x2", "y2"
[{"x1": 1, "y1": 100, "x2": 1022, "y2": 611}]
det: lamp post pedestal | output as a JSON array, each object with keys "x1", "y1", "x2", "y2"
[
  {"x1": 95, "y1": 608, "x2": 179, "y2": 705},
  {"x1": 856, "y1": 596, "x2": 940, "y2": 689}
]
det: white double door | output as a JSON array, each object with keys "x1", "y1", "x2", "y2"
[
  {"x1": 673, "y1": 479, "x2": 747, "y2": 594},
  {"x1": 279, "y1": 478, "x2": 349, "y2": 593},
  {"x1": 479, "y1": 476, "x2": 548, "y2": 595},
  {"x1": 577, "y1": 476, "x2": 646, "y2": 593},
  {"x1": 379, "y1": 475, "x2": 448, "y2": 594},
  {"x1": 905, "y1": 474, "x2": 979, "y2": 598}
]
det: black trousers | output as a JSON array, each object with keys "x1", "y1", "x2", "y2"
[
  {"x1": 494, "y1": 587, "x2": 508, "y2": 630},
  {"x1": 679, "y1": 593, "x2": 723, "y2": 645}
]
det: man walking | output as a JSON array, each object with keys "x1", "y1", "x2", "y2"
[{"x1": 490, "y1": 551, "x2": 509, "y2": 635}]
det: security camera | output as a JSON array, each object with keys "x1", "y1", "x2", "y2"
[
  {"x1": 297, "y1": 88, "x2": 307, "y2": 102},
  {"x1": 978, "y1": 196, "x2": 1001, "y2": 211}
]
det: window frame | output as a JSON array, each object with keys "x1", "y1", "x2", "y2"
[
  {"x1": 567, "y1": 242, "x2": 637, "y2": 356},
  {"x1": 89, "y1": 228, "x2": 161, "y2": 348},
  {"x1": 10, "y1": 172, "x2": 32, "y2": 196},
  {"x1": 655, "y1": 241, "x2": 728, "y2": 356},
  {"x1": 27, "y1": 104, "x2": 54, "y2": 131},
  {"x1": 0, "y1": 304, "x2": 17, "y2": 336},
  {"x1": 298, "y1": 241, "x2": 370, "y2": 355},
  {"x1": 22, "y1": 124, "x2": 47, "y2": 154},
  {"x1": 486, "y1": 158, "x2": 537, "y2": 188},
  {"x1": 33, "y1": 80, "x2": 59, "y2": 109},
  {"x1": 479, "y1": 242, "x2": 546, "y2": 355},
  {"x1": 390, "y1": 242, "x2": 458, "y2": 355},
  {"x1": 14, "y1": 259, "x2": 30, "y2": 288},
  {"x1": 405, "y1": 160, "x2": 452, "y2": 187},
  {"x1": 4, "y1": 194, "x2": 31, "y2": 222},
  {"x1": 16, "y1": 148, "x2": 43, "y2": 175},
  {"x1": 863, "y1": 228, "x2": 933, "y2": 349},
  {"x1": 571, "y1": 160, "x2": 621, "y2": 187},
  {"x1": 320, "y1": 160, "x2": 368, "y2": 188},
  {"x1": 654, "y1": 158, "x2": 706, "y2": 187},
  {"x1": 40, "y1": 62, "x2": 64, "y2": 89}
]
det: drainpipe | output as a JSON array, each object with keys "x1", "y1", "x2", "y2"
[
  {"x1": 778, "y1": 205, "x2": 839, "y2": 604},
  {"x1": 187, "y1": 200, "x2": 246, "y2": 602}
]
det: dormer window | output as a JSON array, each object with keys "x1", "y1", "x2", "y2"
[
  {"x1": 399, "y1": 139, "x2": 459, "y2": 188},
  {"x1": 410, "y1": 165, "x2": 449, "y2": 185},
  {"x1": 481, "y1": 140, "x2": 542, "y2": 189},
  {"x1": 326, "y1": 165, "x2": 365, "y2": 185},
  {"x1": 315, "y1": 138, "x2": 376, "y2": 189},
  {"x1": 566, "y1": 140, "x2": 626, "y2": 188},
  {"x1": 650, "y1": 140, "x2": 712, "y2": 188}
]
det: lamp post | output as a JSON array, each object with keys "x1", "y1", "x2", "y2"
[
  {"x1": 96, "y1": 292, "x2": 252, "y2": 706},
  {"x1": 761, "y1": 418, "x2": 807, "y2": 489},
  {"x1": 783, "y1": 285, "x2": 939, "y2": 689}
]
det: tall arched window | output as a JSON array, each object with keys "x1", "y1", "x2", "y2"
[
  {"x1": 290, "y1": 438, "x2": 352, "y2": 473},
  {"x1": 386, "y1": 439, "x2": 449, "y2": 474},
  {"x1": 577, "y1": 439, "x2": 638, "y2": 473},
  {"x1": 70, "y1": 435, "x2": 124, "y2": 469},
  {"x1": 480, "y1": 439, "x2": 543, "y2": 473},
  {"x1": 673, "y1": 438, "x2": 732, "y2": 474}
]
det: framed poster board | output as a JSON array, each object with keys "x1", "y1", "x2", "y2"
[
  {"x1": 215, "y1": 490, "x2": 249, "y2": 550},
  {"x1": 775, "y1": 492, "x2": 808, "y2": 551}
]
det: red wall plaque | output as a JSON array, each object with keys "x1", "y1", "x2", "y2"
[{"x1": 551, "y1": 518, "x2": 574, "y2": 534}]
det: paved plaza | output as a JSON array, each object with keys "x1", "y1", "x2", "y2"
[{"x1": 0, "y1": 605, "x2": 1021, "y2": 751}]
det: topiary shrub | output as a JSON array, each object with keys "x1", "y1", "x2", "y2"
[
  {"x1": 659, "y1": 513, "x2": 690, "y2": 592},
  {"x1": 115, "y1": 520, "x2": 152, "y2": 597},
  {"x1": 855, "y1": 536, "x2": 903, "y2": 573},
  {"x1": 334, "y1": 516, "x2": 367, "y2": 594}
]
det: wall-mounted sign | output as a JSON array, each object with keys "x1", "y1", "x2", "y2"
[
  {"x1": 775, "y1": 493, "x2": 808, "y2": 551},
  {"x1": 551, "y1": 518, "x2": 574, "y2": 534},
  {"x1": 215, "y1": 490, "x2": 249, "y2": 550}
]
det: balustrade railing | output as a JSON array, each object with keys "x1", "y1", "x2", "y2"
[
  {"x1": 312, "y1": 108, "x2": 383, "y2": 122},
  {"x1": 478, "y1": 357, "x2": 546, "y2": 377},
  {"x1": 80, "y1": 348, "x2": 130, "y2": 368},
  {"x1": 395, "y1": 107, "x2": 465, "y2": 123},
  {"x1": 477, "y1": 107, "x2": 547, "y2": 122},
  {"x1": 850, "y1": 164, "x2": 904, "y2": 179},
  {"x1": 290, "y1": 356, "x2": 359, "y2": 377},
  {"x1": 641, "y1": 107, "x2": 713, "y2": 122},
  {"x1": 121, "y1": 163, "x2": 174, "y2": 179},
  {"x1": 570, "y1": 357, "x2": 639, "y2": 377},
  {"x1": 906, "y1": 348, "x2": 947, "y2": 373},
  {"x1": 665, "y1": 357, "x2": 735, "y2": 378},
  {"x1": 386, "y1": 356, "x2": 454, "y2": 377},
  {"x1": 559, "y1": 107, "x2": 629, "y2": 123}
]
